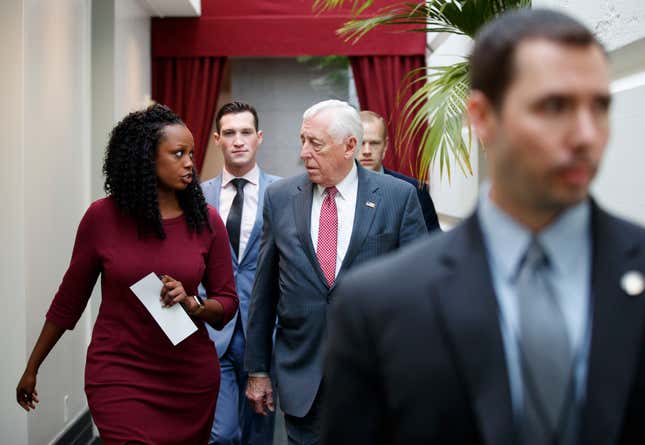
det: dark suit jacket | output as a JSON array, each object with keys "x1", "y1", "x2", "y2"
[
  {"x1": 384, "y1": 167, "x2": 440, "y2": 232},
  {"x1": 322, "y1": 202, "x2": 645, "y2": 444},
  {"x1": 245, "y1": 162, "x2": 427, "y2": 417}
]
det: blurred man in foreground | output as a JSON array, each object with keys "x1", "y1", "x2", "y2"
[{"x1": 323, "y1": 9, "x2": 645, "y2": 445}]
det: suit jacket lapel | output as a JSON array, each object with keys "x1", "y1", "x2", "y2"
[
  {"x1": 579, "y1": 203, "x2": 644, "y2": 443},
  {"x1": 435, "y1": 214, "x2": 516, "y2": 445},
  {"x1": 241, "y1": 169, "x2": 267, "y2": 265},
  {"x1": 293, "y1": 177, "x2": 329, "y2": 286},
  {"x1": 338, "y1": 165, "x2": 378, "y2": 278},
  {"x1": 207, "y1": 174, "x2": 238, "y2": 265},
  {"x1": 206, "y1": 175, "x2": 223, "y2": 210}
]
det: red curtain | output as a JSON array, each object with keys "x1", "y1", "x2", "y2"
[
  {"x1": 152, "y1": 56, "x2": 226, "y2": 173},
  {"x1": 350, "y1": 55, "x2": 426, "y2": 178},
  {"x1": 152, "y1": 1, "x2": 425, "y2": 58}
]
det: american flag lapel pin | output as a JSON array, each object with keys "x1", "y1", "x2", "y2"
[{"x1": 366, "y1": 201, "x2": 376, "y2": 208}]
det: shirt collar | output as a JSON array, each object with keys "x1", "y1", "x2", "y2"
[
  {"x1": 478, "y1": 182, "x2": 591, "y2": 281},
  {"x1": 315, "y1": 162, "x2": 358, "y2": 200},
  {"x1": 539, "y1": 197, "x2": 590, "y2": 276},
  {"x1": 222, "y1": 163, "x2": 259, "y2": 187}
]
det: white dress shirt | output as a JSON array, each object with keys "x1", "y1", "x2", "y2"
[
  {"x1": 310, "y1": 162, "x2": 358, "y2": 277},
  {"x1": 219, "y1": 164, "x2": 260, "y2": 260}
]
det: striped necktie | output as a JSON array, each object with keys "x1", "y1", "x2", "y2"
[{"x1": 317, "y1": 186, "x2": 338, "y2": 286}]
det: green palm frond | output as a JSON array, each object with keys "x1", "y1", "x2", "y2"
[
  {"x1": 330, "y1": 1, "x2": 530, "y2": 42},
  {"x1": 396, "y1": 62, "x2": 471, "y2": 182},
  {"x1": 338, "y1": 3, "x2": 464, "y2": 44}
]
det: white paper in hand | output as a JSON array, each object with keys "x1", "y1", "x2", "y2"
[{"x1": 129, "y1": 272, "x2": 197, "y2": 346}]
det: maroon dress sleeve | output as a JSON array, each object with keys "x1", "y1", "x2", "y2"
[
  {"x1": 203, "y1": 207, "x2": 238, "y2": 329},
  {"x1": 46, "y1": 201, "x2": 103, "y2": 330}
]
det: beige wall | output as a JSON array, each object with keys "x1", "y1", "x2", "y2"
[
  {"x1": 25, "y1": 0, "x2": 93, "y2": 442},
  {"x1": 0, "y1": 1, "x2": 93, "y2": 444},
  {"x1": 0, "y1": 1, "x2": 154, "y2": 443},
  {"x1": 115, "y1": 0, "x2": 152, "y2": 118},
  {"x1": 1, "y1": 0, "x2": 29, "y2": 443},
  {"x1": 93, "y1": 0, "x2": 152, "y2": 199}
]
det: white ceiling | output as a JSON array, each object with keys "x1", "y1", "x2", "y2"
[{"x1": 142, "y1": 0, "x2": 201, "y2": 18}]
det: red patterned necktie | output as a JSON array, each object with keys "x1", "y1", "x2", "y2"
[{"x1": 317, "y1": 186, "x2": 338, "y2": 286}]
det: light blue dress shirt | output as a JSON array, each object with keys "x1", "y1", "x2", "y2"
[{"x1": 477, "y1": 184, "x2": 592, "y2": 419}]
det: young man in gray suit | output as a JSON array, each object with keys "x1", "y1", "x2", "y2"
[
  {"x1": 244, "y1": 100, "x2": 427, "y2": 444},
  {"x1": 201, "y1": 102, "x2": 279, "y2": 445},
  {"x1": 323, "y1": 9, "x2": 645, "y2": 445}
]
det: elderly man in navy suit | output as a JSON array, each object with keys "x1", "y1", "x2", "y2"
[
  {"x1": 357, "y1": 110, "x2": 441, "y2": 232},
  {"x1": 323, "y1": 9, "x2": 645, "y2": 445},
  {"x1": 244, "y1": 100, "x2": 426, "y2": 444},
  {"x1": 201, "y1": 102, "x2": 279, "y2": 445}
]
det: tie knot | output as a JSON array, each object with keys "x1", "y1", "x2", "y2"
[
  {"x1": 522, "y1": 238, "x2": 549, "y2": 270},
  {"x1": 325, "y1": 186, "x2": 338, "y2": 200},
  {"x1": 231, "y1": 178, "x2": 247, "y2": 192}
]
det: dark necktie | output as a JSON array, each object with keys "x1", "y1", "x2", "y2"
[
  {"x1": 517, "y1": 238, "x2": 572, "y2": 444},
  {"x1": 226, "y1": 178, "x2": 247, "y2": 258},
  {"x1": 317, "y1": 186, "x2": 338, "y2": 286}
]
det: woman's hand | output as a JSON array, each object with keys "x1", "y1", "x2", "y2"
[
  {"x1": 17, "y1": 320, "x2": 66, "y2": 412},
  {"x1": 16, "y1": 371, "x2": 39, "y2": 411},
  {"x1": 160, "y1": 274, "x2": 199, "y2": 313}
]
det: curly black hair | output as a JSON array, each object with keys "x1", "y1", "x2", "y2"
[{"x1": 103, "y1": 103, "x2": 210, "y2": 239}]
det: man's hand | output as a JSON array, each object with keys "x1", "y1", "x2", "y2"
[{"x1": 245, "y1": 376, "x2": 275, "y2": 416}]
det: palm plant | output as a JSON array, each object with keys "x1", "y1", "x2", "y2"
[{"x1": 313, "y1": 0, "x2": 531, "y2": 181}]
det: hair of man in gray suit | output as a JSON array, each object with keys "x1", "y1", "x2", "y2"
[{"x1": 300, "y1": 99, "x2": 363, "y2": 188}]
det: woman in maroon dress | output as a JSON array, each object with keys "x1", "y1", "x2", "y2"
[{"x1": 16, "y1": 104, "x2": 238, "y2": 444}]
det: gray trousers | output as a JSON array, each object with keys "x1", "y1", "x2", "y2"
[{"x1": 283, "y1": 390, "x2": 322, "y2": 445}]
